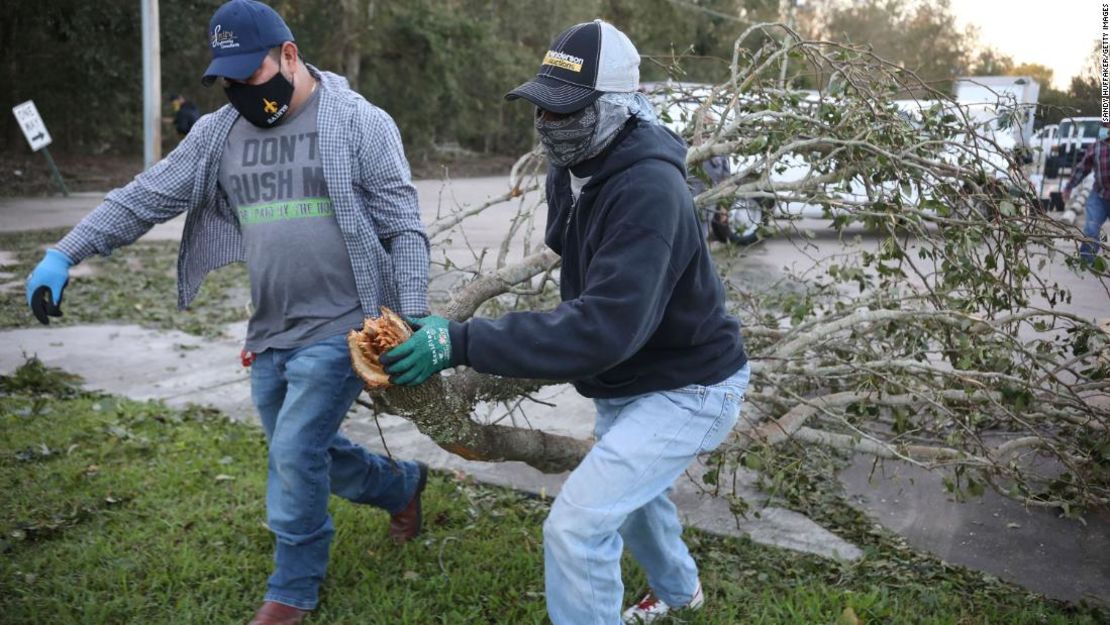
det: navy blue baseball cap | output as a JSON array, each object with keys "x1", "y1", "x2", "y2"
[{"x1": 201, "y1": 0, "x2": 294, "y2": 86}]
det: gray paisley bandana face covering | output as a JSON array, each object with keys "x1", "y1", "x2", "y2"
[
  {"x1": 535, "y1": 104, "x2": 600, "y2": 167},
  {"x1": 534, "y1": 92, "x2": 656, "y2": 168}
]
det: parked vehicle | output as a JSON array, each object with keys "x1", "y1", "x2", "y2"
[
  {"x1": 649, "y1": 78, "x2": 1035, "y2": 245},
  {"x1": 1046, "y1": 117, "x2": 1102, "y2": 178},
  {"x1": 1031, "y1": 124, "x2": 1059, "y2": 174}
]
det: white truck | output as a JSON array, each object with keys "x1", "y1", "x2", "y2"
[
  {"x1": 1047, "y1": 117, "x2": 1102, "y2": 177},
  {"x1": 1031, "y1": 124, "x2": 1059, "y2": 173}
]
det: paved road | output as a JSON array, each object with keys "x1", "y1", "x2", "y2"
[{"x1": 2, "y1": 180, "x2": 1108, "y2": 604}]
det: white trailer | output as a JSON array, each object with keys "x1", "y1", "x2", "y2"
[{"x1": 952, "y1": 76, "x2": 1041, "y2": 151}]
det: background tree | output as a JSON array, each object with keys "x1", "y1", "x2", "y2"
[
  {"x1": 968, "y1": 45, "x2": 1013, "y2": 76},
  {"x1": 1064, "y1": 39, "x2": 1104, "y2": 119},
  {"x1": 0, "y1": 0, "x2": 1007, "y2": 160},
  {"x1": 1009, "y1": 62, "x2": 1055, "y2": 91},
  {"x1": 817, "y1": 0, "x2": 973, "y2": 93}
]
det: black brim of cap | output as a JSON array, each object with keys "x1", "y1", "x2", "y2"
[
  {"x1": 505, "y1": 74, "x2": 602, "y2": 114},
  {"x1": 200, "y1": 49, "x2": 268, "y2": 86}
]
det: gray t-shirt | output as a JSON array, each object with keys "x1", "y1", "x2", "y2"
[{"x1": 218, "y1": 87, "x2": 364, "y2": 352}]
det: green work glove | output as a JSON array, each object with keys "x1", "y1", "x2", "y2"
[{"x1": 381, "y1": 315, "x2": 453, "y2": 386}]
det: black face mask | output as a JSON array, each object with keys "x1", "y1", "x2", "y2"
[{"x1": 224, "y1": 57, "x2": 294, "y2": 128}]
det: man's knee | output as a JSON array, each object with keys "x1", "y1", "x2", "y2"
[
  {"x1": 544, "y1": 495, "x2": 609, "y2": 551},
  {"x1": 269, "y1": 435, "x2": 326, "y2": 481},
  {"x1": 544, "y1": 500, "x2": 578, "y2": 546}
]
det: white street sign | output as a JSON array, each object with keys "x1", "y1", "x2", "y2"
[{"x1": 12, "y1": 100, "x2": 52, "y2": 152}]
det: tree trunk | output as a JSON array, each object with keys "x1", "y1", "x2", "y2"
[{"x1": 339, "y1": 0, "x2": 371, "y2": 88}]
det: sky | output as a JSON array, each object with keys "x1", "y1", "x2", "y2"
[{"x1": 949, "y1": 0, "x2": 1102, "y2": 90}]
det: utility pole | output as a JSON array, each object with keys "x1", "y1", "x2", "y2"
[
  {"x1": 141, "y1": 0, "x2": 161, "y2": 170},
  {"x1": 779, "y1": 0, "x2": 799, "y2": 31}
]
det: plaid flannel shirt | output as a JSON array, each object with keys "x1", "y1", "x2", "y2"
[
  {"x1": 55, "y1": 67, "x2": 430, "y2": 317},
  {"x1": 1066, "y1": 141, "x2": 1110, "y2": 201}
]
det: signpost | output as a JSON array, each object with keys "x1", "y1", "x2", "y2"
[{"x1": 11, "y1": 100, "x2": 68, "y2": 196}]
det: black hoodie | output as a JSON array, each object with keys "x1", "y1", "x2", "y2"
[{"x1": 447, "y1": 119, "x2": 747, "y2": 398}]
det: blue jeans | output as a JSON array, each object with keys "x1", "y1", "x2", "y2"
[
  {"x1": 1081, "y1": 192, "x2": 1109, "y2": 265},
  {"x1": 543, "y1": 363, "x2": 751, "y2": 625},
  {"x1": 250, "y1": 332, "x2": 423, "y2": 610}
]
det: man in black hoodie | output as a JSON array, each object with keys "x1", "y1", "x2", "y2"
[{"x1": 382, "y1": 20, "x2": 750, "y2": 625}]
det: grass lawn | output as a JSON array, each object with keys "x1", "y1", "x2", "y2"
[
  {"x1": 1, "y1": 359, "x2": 1105, "y2": 625},
  {"x1": 2, "y1": 228, "x2": 1106, "y2": 623}
]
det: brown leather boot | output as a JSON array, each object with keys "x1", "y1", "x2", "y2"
[
  {"x1": 388, "y1": 462, "x2": 429, "y2": 544},
  {"x1": 247, "y1": 601, "x2": 308, "y2": 625}
]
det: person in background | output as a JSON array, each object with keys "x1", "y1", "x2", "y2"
[
  {"x1": 1063, "y1": 121, "x2": 1110, "y2": 265},
  {"x1": 170, "y1": 93, "x2": 201, "y2": 136}
]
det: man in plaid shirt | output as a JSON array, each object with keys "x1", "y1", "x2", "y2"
[
  {"x1": 1064, "y1": 121, "x2": 1110, "y2": 264},
  {"x1": 24, "y1": 2, "x2": 430, "y2": 623}
]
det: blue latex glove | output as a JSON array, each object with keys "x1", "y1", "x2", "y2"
[
  {"x1": 25, "y1": 249, "x2": 73, "y2": 325},
  {"x1": 381, "y1": 315, "x2": 453, "y2": 386}
]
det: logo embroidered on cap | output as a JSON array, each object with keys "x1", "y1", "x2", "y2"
[
  {"x1": 211, "y1": 24, "x2": 240, "y2": 50},
  {"x1": 543, "y1": 50, "x2": 584, "y2": 72}
]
